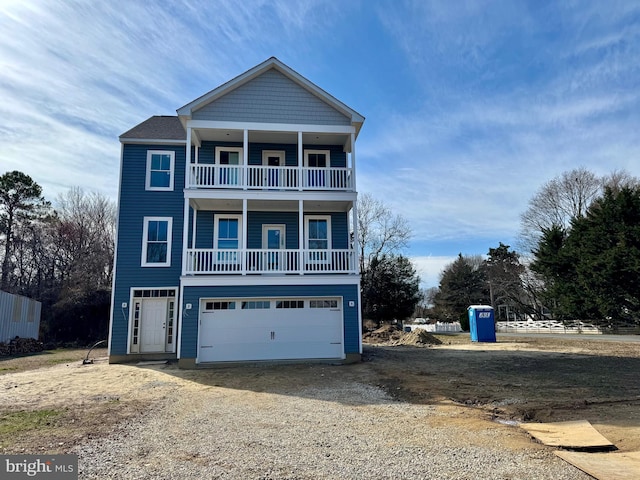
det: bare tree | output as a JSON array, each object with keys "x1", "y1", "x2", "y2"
[
  {"x1": 602, "y1": 169, "x2": 640, "y2": 193},
  {"x1": 414, "y1": 287, "x2": 438, "y2": 319},
  {"x1": 519, "y1": 167, "x2": 601, "y2": 253},
  {"x1": 357, "y1": 193, "x2": 411, "y2": 272},
  {"x1": 43, "y1": 188, "x2": 116, "y2": 341},
  {"x1": 52, "y1": 187, "x2": 116, "y2": 291}
]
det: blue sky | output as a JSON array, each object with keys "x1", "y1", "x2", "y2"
[{"x1": 1, "y1": 0, "x2": 639, "y2": 288}]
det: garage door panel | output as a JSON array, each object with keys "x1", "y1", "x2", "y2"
[
  {"x1": 275, "y1": 324, "x2": 341, "y2": 344},
  {"x1": 198, "y1": 298, "x2": 344, "y2": 363},
  {"x1": 273, "y1": 341, "x2": 342, "y2": 359},
  {"x1": 202, "y1": 342, "x2": 275, "y2": 362}
]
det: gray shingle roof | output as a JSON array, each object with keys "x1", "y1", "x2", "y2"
[{"x1": 120, "y1": 116, "x2": 186, "y2": 141}]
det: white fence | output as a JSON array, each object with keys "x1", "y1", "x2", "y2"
[
  {"x1": 405, "y1": 322, "x2": 463, "y2": 333},
  {"x1": 0, "y1": 290, "x2": 41, "y2": 343},
  {"x1": 496, "y1": 319, "x2": 602, "y2": 334}
]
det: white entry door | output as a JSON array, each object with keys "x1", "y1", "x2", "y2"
[
  {"x1": 262, "y1": 224, "x2": 285, "y2": 271},
  {"x1": 140, "y1": 298, "x2": 166, "y2": 352}
]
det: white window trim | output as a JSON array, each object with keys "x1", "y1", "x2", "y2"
[
  {"x1": 261, "y1": 150, "x2": 285, "y2": 165},
  {"x1": 213, "y1": 214, "x2": 243, "y2": 249},
  {"x1": 141, "y1": 217, "x2": 173, "y2": 267},
  {"x1": 304, "y1": 215, "x2": 332, "y2": 250},
  {"x1": 303, "y1": 149, "x2": 330, "y2": 168},
  {"x1": 145, "y1": 150, "x2": 175, "y2": 191},
  {"x1": 215, "y1": 146, "x2": 244, "y2": 164}
]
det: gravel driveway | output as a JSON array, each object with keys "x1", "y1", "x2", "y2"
[{"x1": 70, "y1": 362, "x2": 588, "y2": 480}]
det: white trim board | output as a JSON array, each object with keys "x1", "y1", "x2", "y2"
[
  {"x1": 180, "y1": 275, "x2": 360, "y2": 287},
  {"x1": 186, "y1": 120, "x2": 355, "y2": 135}
]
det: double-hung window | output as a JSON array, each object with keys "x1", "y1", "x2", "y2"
[
  {"x1": 142, "y1": 217, "x2": 172, "y2": 267},
  {"x1": 146, "y1": 151, "x2": 175, "y2": 191},
  {"x1": 214, "y1": 214, "x2": 242, "y2": 268},
  {"x1": 305, "y1": 215, "x2": 331, "y2": 265}
]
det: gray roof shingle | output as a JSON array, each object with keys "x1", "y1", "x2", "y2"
[{"x1": 120, "y1": 116, "x2": 186, "y2": 141}]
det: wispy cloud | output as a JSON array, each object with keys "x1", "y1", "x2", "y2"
[
  {"x1": 356, "y1": 0, "x2": 640, "y2": 258},
  {"x1": 0, "y1": 0, "x2": 343, "y2": 198},
  {"x1": 1, "y1": 0, "x2": 638, "y2": 288}
]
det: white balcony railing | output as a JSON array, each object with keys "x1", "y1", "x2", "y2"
[
  {"x1": 185, "y1": 248, "x2": 356, "y2": 274},
  {"x1": 188, "y1": 165, "x2": 353, "y2": 191}
]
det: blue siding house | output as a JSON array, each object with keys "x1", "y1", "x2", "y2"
[{"x1": 108, "y1": 57, "x2": 365, "y2": 367}]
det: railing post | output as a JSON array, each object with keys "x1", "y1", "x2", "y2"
[
  {"x1": 298, "y1": 131, "x2": 303, "y2": 191},
  {"x1": 242, "y1": 198, "x2": 247, "y2": 275},
  {"x1": 243, "y1": 129, "x2": 248, "y2": 190}
]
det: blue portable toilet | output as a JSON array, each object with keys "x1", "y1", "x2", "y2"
[{"x1": 468, "y1": 305, "x2": 496, "y2": 342}]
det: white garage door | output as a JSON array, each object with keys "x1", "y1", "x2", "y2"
[{"x1": 198, "y1": 298, "x2": 344, "y2": 362}]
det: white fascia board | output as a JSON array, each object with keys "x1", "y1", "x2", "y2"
[
  {"x1": 186, "y1": 119, "x2": 355, "y2": 135},
  {"x1": 180, "y1": 275, "x2": 360, "y2": 288},
  {"x1": 120, "y1": 138, "x2": 186, "y2": 145}
]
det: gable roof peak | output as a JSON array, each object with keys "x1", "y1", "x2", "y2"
[{"x1": 176, "y1": 57, "x2": 364, "y2": 129}]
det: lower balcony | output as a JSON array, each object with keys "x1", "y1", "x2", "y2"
[
  {"x1": 185, "y1": 249, "x2": 357, "y2": 275},
  {"x1": 188, "y1": 165, "x2": 353, "y2": 191}
]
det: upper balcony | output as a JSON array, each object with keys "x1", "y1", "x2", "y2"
[{"x1": 184, "y1": 121, "x2": 358, "y2": 194}]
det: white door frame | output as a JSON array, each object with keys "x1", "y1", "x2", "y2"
[
  {"x1": 262, "y1": 224, "x2": 286, "y2": 249},
  {"x1": 261, "y1": 150, "x2": 285, "y2": 166},
  {"x1": 262, "y1": 224, "x2": 286, "y2": 271},
  {"x1": 262, "y1": 150, "x2": 285, "y2": 187},
  {"x1": 128, "y1": 288, "x2": 177, "y2": 354}
]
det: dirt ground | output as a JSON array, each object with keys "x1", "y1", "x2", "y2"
[
  {"x1": 364, "y1": 331, "x2": 640, "y2": 453},
  {"x1": 1, "y1": 333, "x2": 640, "y2": 456}
]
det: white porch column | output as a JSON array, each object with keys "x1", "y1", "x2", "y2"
[
  {"x1": 350, "y1": 132, "x2": 356, "y2": 191},
  {"x1": 242, "y1": 198, "x2": 248, "y2": 275},
  {"x1": 181, "y1": 199, "x2": 190, "y2": 276},
  {"x1": 243, "y1": 129, "x2": 248, "y2": 190},
  {"x1": 297, "y1": 131, "x2": 303, "y2": 191},
  {"x1": 351, "y1": 201, "x2": 359, "y2": 275},
  {"x1": 185, "y1": 128, "x2": 192, "y2": 188},
  {"x1": 298, "y1": 199, "x2": 304, "y2": 275},
  {"x1": 182, "y1": 129, "x2": 192, "y2": 275},
  {"x1": 191, "y1": 204, "x2": 197, "y2": 249}
]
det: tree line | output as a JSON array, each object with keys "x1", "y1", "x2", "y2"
[
  {"x1": 0, "y1": 170, "x2": 422, "y2": 340},
  {"x1": 0, "y1": 171, "x2": 115, "y2": 344},
  {"x1": 430, "y1": 168, "x2": 640, "y2": 331}
]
